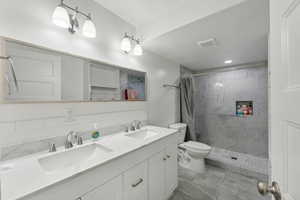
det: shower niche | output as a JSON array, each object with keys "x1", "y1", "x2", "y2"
[{"x1": 236, "y1": 101, "x2": 253, "y2": 116}]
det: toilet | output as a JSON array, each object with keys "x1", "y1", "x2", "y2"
[{"x1": 169, "y1": 123, "x2": 211, "y2": 174}]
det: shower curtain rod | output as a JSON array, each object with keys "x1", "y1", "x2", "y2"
[{"x1": 192, "y1": 61, "x2": 267, "y2": 77}]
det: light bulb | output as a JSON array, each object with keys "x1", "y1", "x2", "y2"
[
  {"x1": 52, "y1": 5, "x2": 70, "y2": 28},
  {"x1": 121, "y1": 36, "x2": 131, "y2": 53},
  {"x1": 133, "y1": 43, "x2": 143, "y2": 56},
  {"x1": 224, "y1": 60, "x2": 233, "y2": 64},
  {"x1": 82, "y1": 19, "x2": 97, "y2": 38}
]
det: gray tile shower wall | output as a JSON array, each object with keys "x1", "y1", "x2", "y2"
[{"x1": 193, "y1": 66, "x2": 268, "y2": 158}]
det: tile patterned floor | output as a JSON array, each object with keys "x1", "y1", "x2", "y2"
[{"x1": 170, "y1": 165, "x2": 271, "y2": 200}]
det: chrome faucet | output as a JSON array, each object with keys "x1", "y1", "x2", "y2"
[
  {"x1": 65, "y1": 131, "x2": 83, "y2": 149},
  {"x1": 65, "y1": 131, "x2": 76, "y2": 149},
  {"x1": 129, "y1": 120, "x2": 142, "y2": 131},
  {"x1": 129, "y1": 121, "x2": 136, "y2": 131}
]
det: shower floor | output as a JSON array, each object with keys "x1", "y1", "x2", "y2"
[{"x1": 169, "y1": 165, "x2": 270, "y2": 200}]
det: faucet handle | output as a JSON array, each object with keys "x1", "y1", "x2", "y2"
[
  {"x1": 125, "y1": 126, "x2": 129, "y2": 132},
  {"x1": 65, "y1": 131, "x2": 75, "y2": 149},
  {"x1": 130, "y1": 122, "x2": 136, "y2": 131},
  {"x1": 49, "y1": 143, "x2": 57, "y2": 152},
  {"x1": 67, "y1": 131, "x2": 75, "y2": 138},
  {"x1": 77, "y1": 136, "x2": 83, "y2": 145},
  {"x1": 136, "y1": 121, "x2": 142, "y2": 129}
]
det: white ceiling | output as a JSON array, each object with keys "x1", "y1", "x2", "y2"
[
  {"x1": 94, "y1": 0, "x2": 268, "y2": 70},
  {"x1": 144, "y1": 0, "x2": 269, "y2": 70},
  {"x1": 93, "y1": 0, "x2": 246, "y2": 40}
]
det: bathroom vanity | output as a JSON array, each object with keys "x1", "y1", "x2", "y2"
[{"x1": 0, "y1": 126, "x2": 178, "y2": 200}]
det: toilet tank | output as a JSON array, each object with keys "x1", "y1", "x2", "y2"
[{"x1": 169, "y1": 123, "x2": 187, "y2": 144}]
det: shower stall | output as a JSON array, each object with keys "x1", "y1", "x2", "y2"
[{"x1": 181, "y1": 63, "x2": 269, "y2": 179}]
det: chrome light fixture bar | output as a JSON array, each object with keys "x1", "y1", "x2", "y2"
[
  {"x1": 121, "y1": 33, "x2": 143, "y2": 56},
  {"x1": 52, "y1": 0, "x2": 96, "y2": 38}
]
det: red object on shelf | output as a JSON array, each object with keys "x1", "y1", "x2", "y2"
[
  {"x1": 128, "y1": 89, "x2": 138, "y2": 100},
  {"x1": 124, "y1": 89, "x2": 128, "y2": 100}
]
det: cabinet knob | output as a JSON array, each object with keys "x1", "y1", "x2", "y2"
[
  {"x1": 163, "y1": 157, "x2": 167, "y2": 161},
  {"x1": 166, "y1": 155, "x2": 171, "y2": 159}
]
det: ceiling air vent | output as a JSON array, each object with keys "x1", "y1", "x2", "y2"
[{"x1": 197, "y1": 38, "x2": 217, "y2": 48}]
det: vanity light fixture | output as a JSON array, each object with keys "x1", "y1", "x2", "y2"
[
  {"x1": 121, "y1": 33, "x2": 132, "y2": 53},
  {"x1": 133, "y1": 40, "x2": 143, "y2": 56},
  {"x1": 121, "y1": 33, "x2": 143, "y2": 56},
  {"x1": 52, "y1": 3, "x2": 70, "y2": 28},
  {"x1": 52, "y1": 0, "x2": 97, "y2": 38},
  {"x1": 82, "y1": 14, "x2": 97, "y2": 38}
]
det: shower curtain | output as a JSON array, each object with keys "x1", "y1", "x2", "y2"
[{"x1": 180, "y1": 77, "x2": 196, "y2": 141}]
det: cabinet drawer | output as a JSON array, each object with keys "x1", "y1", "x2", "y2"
[
  {"x1": 80, "y1": 176, "x2": 122, "y2": 200},
  {"x1": 123, "y1": 161, "x2": 148, "y2": 200}
]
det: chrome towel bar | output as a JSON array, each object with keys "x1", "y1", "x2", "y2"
[{"x1": 0, "y1": 56, "x2": 19, "y2": 91}]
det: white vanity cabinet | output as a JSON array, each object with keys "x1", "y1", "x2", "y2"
[
  {"x1": 79, "y1": 175, "x2": 122, "y2": 200},
  {"x1": 148, "y1": 137, "x2": 178, "y2": 200},
  {"x1": 20, "y1": 132, "x2": 178, "y2": 200}
]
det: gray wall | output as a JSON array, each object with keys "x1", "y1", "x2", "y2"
[{"x1": 193, "y1": 66, "x2": 268, "y2": 158}]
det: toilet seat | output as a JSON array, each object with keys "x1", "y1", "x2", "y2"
[{"x1": 180, "y1": 141, "x2": 211, "y2": 152}]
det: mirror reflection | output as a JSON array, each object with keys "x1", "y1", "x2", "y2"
[{"x1": 2, "y1": 40, "x2": 146, "y2": 103}]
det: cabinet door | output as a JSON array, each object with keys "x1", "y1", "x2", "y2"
[
  {"x1": 148, "y1": 151, "x2": 165, "y2": 200},
  {"x1": 81, "y1": 175, "x2": 122, "y2": 200},
  {"x1": 123, "y1": 161, "x2": 148, "y2": 200},
  {"x1": 165, "y1": 141, "x2": 178, "y2": 198}
]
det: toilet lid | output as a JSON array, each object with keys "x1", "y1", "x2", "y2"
[
  {"x1": 183, "y1": 141, "x2": 211, "y2": 151},
  {"x1": 169, "y1": 123, "x2": 187, "y2": 129}
]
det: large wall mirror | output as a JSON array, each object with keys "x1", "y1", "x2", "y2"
[{"x1": 0, "y1": 38, "x2": 146, "y2": 103}]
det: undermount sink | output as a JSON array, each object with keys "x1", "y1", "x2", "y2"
[
  {"x1": 125, "y1": 129, "x2": 158, "y2": 140},
  {"x1": 38, "y1": 143, "x2": 112, "y2": 172}
]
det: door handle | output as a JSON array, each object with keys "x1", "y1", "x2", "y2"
[
  {"x1": 132, "y1": 178, "x2": 143, "y2": 188},
  {"x1": 257, "y1": 181, "x2": 282, "y2": 200}
]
